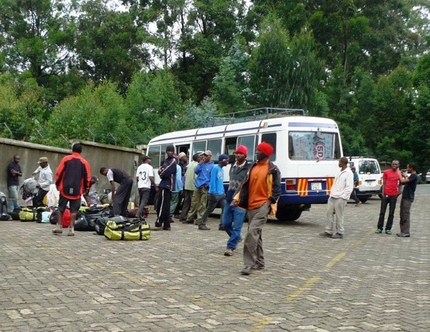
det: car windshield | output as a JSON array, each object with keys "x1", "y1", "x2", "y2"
[{"x1": 358, "y1": 160, "x2": 380, "y2": 174}]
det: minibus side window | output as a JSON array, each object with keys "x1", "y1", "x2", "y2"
[
  {"x1": 224, "y1": 137, "x2": 238, "y2": 164},
  {"x1": 238, "y1": 135, "x2": 256, "y2": 161},
  {"x1": 147, "y1": 145, "x2": 161, "y2": 167},
  {"x1": 261, "y1": 133, "x2": 277, "y2": 161},
  {"x1": 192, "y1": 141, "x2": 206, "y2": 155},
  {"x1": 208, "y1": 139, "x2": 222, "y2": 163}
]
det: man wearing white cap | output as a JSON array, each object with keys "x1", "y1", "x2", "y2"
[{"x1": 32, "y1": 156, "x2": 53, "y2": 206}]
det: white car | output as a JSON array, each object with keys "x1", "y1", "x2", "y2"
[
  {"x1": 347, "y1": 157, "x2": 382, "y2": 203},
  {"x1": 426, "y1": 169, "x2": 430, "y2": 183}
]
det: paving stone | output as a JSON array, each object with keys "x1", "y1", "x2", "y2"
[{"x1": 1, "y1": 186, "x2": 430, "y2": 331}]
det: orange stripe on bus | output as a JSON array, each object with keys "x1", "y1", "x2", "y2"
[
  {"x1": 298, "y1": 179, "x2": 308, "y2": 196},
  {"x1": 326, "y1": 177, "x2": 334, "y2": 194}
]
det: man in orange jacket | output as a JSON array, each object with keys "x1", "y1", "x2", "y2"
[
  {"x1": 53, "y1": 143, "x2": 92, "y2": 236},
  {"x1": 232, "y1": 142, "x2": 281, "y2": 275}
]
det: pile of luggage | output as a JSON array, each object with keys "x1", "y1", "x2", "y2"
[{"x1": 2, "y1": 181, "x2": 151, "y2": 241}]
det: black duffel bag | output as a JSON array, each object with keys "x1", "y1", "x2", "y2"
[{"x1": 74, "y1": 212, "x2": 96, "y2": 231}]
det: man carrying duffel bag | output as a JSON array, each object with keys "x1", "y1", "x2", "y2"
[{"x1": 52, "y1": 143, "x2": 92, "y2": 237}]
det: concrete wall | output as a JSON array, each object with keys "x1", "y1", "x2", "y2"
[{"x1": 1, "y1": 138, "x2": 144, "y2": 207}]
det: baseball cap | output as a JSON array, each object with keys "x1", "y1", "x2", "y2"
[
  {"x1": 202, "y1": 150, "x2": 212, "y2": 156},
  {"x1": 38, "y1": 157, "x2": 48, "y2": 164},
  {"x1": 178, "y1": 152, "x2": 186, "y2": 160},
  {"x1": 218, "y1": 154, "x2": 229, "y2": 162},
  {"x1": 142, "y1": 156, "x2": 151, "y2": 162}
]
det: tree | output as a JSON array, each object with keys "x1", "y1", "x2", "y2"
[
  {"x1": 74, "y1": 0, "x2": 151, "y2": 94},
  {"x1": 372, "y1": 67, "x2": 414, "y2": 162},
  {"x1": 44, "y1": 82, "x2": 132, "y2": 147},
  {"x1": 126, "y1": 69, "x2": 184, "y2": 143},
  {"x1": 0, "y1": 0, "x2": 77, "y2": 106},
  {"x1": 212, "y1": 40, "x2": 251, "y2": 113},
  {"x1": 173, "y1": 0, "x2": 246, "y2": 102},
  {"x1": 0, "y1": 74, "x2": 45, "y2": 141}
]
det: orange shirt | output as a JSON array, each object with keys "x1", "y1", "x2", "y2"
[{"x1": 248, "y1": 160, "x2": 269, "y2": 210}]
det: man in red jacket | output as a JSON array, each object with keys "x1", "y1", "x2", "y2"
[{"x1": 53, "y1": 143, "x2": 92, "y2": 236}]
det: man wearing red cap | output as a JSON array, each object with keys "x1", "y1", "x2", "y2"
[
  {"x1": 222, "y1": 145, "x2": 251, "y2": 256},
  {"x1": 232, "y1": 141, "x2": 281, "y2": 275}
]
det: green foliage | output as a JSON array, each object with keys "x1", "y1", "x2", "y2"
[
  {"x1": 406, "y1": 85, "x2": 430, "y2": 170},
  {"x1": 0, "y1": 0, "x2": 429, "y2": 167},
  {"x1": 0, "y1": 76, "x2": 45, "y2": 141},
  {"x1": 212, "y1": 40, "x2": 250, "y2": 113},
  {"x1": 126, "y1": 69, "x2": 184, "y2": 142},
  {"x1": 44, "y1": 82, "x2": 133, "y2": 148},
  {"x1": 248, "y1": 15, "x2": 294, "y2": 107},
  {"x1": 75, "y1": 0, "x2": 150, "y2": 94}
]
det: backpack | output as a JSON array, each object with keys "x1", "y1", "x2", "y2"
[
  {"x1": 20, "y1": 178, "x2": 39, "y2": 200},
  {"x1": 0, "y1": 192, "x2": 9, "y2": 220}
]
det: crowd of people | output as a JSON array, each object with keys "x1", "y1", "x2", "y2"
[{"x1": 6, "y1": 144, "x2": 418, "y2": 275}]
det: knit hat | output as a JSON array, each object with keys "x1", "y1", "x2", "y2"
[
  {"x1": 234, "y1": 145, "x2": 248, "y2": 157},
  {"x1": 257, "y1": 142, "x2": 274, "y2": 157},
  {"x1": 166, "y1": 145, "x2": 175, "y2": 152}
]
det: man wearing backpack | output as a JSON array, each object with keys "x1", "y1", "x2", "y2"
[{"x1": 53, "y1": 143, "x2": 92, "y2": 236}]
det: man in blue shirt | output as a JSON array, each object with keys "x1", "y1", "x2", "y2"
[
  {"x1": 198, "y1": 154, "x2": 229, "y2": 230},
  {"x1": 186, "y1": 150, "x2": 214, "y2": 225}
]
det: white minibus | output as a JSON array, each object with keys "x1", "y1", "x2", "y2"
[{"x1": 146, "y1": 108, "x2": 344, "y2": 221}]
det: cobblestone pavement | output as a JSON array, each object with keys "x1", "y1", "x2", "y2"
[{"x1": 1, "y1": 186, "x2": 430, "y2": 332}]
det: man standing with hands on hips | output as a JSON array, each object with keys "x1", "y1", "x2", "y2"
[{"x1": 231, "y1": 142, "x2": 281, "y2": 275}]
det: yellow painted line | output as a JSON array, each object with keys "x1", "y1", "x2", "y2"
[
  {"x1": 286, "y1": 276, "x2": 320, "y2": 301},
  {"x1": 249, "y1": 317, "x2": 273, "y2": 332},
  {"x1": 326, "y1": 252, "x2": 346, "y2": 268}
]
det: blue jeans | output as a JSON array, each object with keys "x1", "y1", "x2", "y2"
[
  {"x1": 8, "y1": 185, "x2": 20, "y2": 212},
  {"x1": 222, "y1": 203, "x2": 246, "y2": 250}
]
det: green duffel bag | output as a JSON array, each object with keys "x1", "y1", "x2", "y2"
[
  {"x1": 19, "y1": 207, "x2": 37, "y2": 222},
  {"x1": 104, "y1": 218, "x2": 150, "y2": 241}
]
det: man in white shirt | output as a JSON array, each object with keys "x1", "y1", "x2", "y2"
[
  {"x1": 319, "y1": 157, "x2": 353, "y2": 239},
  {"x1": 135, "y1": 156, "x2": 155, "y2": 220},
  {"x1": 32, "y1": 157, "x2": 53, "y2": 207}
]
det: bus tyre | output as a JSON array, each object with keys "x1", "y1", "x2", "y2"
[{"x1": 276, "y1": 208, "x2": 302, "y2": 222}]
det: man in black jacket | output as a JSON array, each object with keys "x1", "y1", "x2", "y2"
[{"x1": 154, "y1": 145, "x2": 176, "y2": 231}]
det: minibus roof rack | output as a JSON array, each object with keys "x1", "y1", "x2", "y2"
[
  {"x1": 346, "y1": 156, "x2": 377, "y2": 160},
  {"x1": 205, "y1": 107, "x2": 306, "y2": 127}
]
